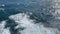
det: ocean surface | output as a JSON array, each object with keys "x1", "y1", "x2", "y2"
[{"x1": 0, "y1": 0, "x2": 60, "y2": 34}]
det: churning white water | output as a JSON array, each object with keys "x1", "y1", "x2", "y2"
[
  {"x1": 9, "y1": 13, "x2": 60, "y2": 34},
  {"x1": 0, "y1": 21, "x2": 10, "y2": 34},
  {"x1": 0, "y1": 13, "x2": 60, "y2": 34}
]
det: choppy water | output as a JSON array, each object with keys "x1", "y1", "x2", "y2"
[
  {"x1": 0, "y1": 0, "x2": 60, "y2": 34},
  {"x1": 0, "y1": 13, "x2": 60, "y2": 34}
]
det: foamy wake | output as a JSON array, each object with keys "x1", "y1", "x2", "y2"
[
  {"x1": 0, "y1": 13, "x2": 60, "y2": 34},
  {"x1": 9, "y1": 13, "x2": 60, "y2": 34},
  {"x1": 0, "y1": 21, "x2": 10, "y2": 34}
]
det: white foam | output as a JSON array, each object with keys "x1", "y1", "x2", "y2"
[
  {"x1": 0, "y1": 21, "x2": 10, "y2": 34},
  {"x1": 9, "y1": 13, "x2": 60, "y2": 34}
]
